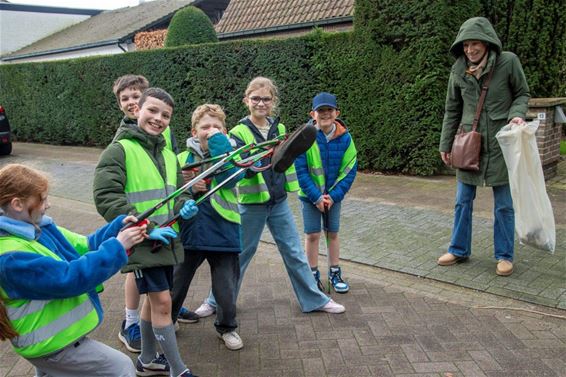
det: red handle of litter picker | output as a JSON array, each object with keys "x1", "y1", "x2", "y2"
[{"x1": 125, "y1": 219, "x2": 150, "y2": 256}]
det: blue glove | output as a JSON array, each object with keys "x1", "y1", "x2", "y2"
[
  {"x1": 147, "y1": 227, "x2": 177, "y2": 245},
  {"x1": 208, "y1": 133, "x2": 233, "y2": 156},
  {"x1": 180, "y1": 199, "x2": 198, "y2": 220}
]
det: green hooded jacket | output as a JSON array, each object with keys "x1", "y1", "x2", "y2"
[
  {"x1": 93, "y1": 125, "x2": 185, "y2": 272},
  {"x1": 439, "y1": 17, "x2": 530, "y2": 186}
]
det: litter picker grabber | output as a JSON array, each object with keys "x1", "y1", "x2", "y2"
[
  {"x1": 142, "y1": 123, "x2": 318, "y2": 252},
  {"x1": 181, "y1": 136, "x2": 286, "y2": 171},
  {"x1": 154, "y1": 147, "x2": 274, "y2": 232},
  {"x1": 121, "y1": 141, "x2": 267, "y2": 231},
  {"x1": 321, "y1": 203, "x2": 331, "y2": 293},
  {"x1": 148, "y1": 149, "x2": 273, "y2": 253},
  {"x1": 151, "y1": 122, "x2": 318, "y2": 236}
]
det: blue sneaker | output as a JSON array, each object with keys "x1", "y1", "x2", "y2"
[
  {"x1": 329, "y1": 266, "x2": 349, "y2": 293},
  {"x1": 136, "y1": 353, "x2": 169, "y2": 376},
  {"x1": 118, "y1": 320, "x2": 141, "y2": 353},
  {"x1": 312, "y1": 269, "x2": 326, "y2": 293},
  {"x1": 177, "y1": 307, "x2": 199, "y2": 323}
]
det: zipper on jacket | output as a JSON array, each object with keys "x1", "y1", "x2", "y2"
[{"x1": 480, "y1": 73, "x2": 489, "y2": 187}]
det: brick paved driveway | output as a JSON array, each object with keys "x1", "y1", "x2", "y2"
[{"x1": 1, "y1": 197, "x2": 564, "y2": 377}]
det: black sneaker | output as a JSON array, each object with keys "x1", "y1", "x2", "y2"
[
  {"x1": 136, "y1": 353, "x2": 170, "y2": 376},
  {"x1": 312, "y1": 269, "x2": 326, "y2": 293},
  {"x1": 177, "y1": 307, "x2": 199, "y2": 323},
  {"x1": 118, "y1": 320, "x2": 141, "y2": 353}
]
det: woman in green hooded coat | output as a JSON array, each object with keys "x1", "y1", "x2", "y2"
[{"x1": 438, "y1": 17, "x2": 530, "y2": 276}]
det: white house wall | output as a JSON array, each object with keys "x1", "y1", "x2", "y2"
[
  {"x1": 0, "y1": 10, "x2": 92, "y2": 55},
  {"x1": 4, "y1": 44, "x2": 131, "y2": 63}
]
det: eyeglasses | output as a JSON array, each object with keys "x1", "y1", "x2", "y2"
[{"x1": 249, "y1": 96, "x2": 273, "y2": 105}]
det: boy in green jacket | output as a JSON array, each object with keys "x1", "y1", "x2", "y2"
[
  {"x1": 94, "y1": 88, "x2": 198, "y2": 377},
  {"x1": 110, "y1": 74, "x2": 149, "y2": 353}
]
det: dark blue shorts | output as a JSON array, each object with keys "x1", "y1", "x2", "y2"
[
  {"x1": 133, "y1": 266, "x2": 174, "y2": 294},
  {"x1": 300, "y1": 200, "x2": 342, "y2": 233}
]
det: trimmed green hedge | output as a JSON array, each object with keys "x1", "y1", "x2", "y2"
[
  {"x1": 0, "y1": 0, "x2": 563, "y2": 175},
  {"x1": 0, "y1": 38, "x2": 320, "y2": 148}
]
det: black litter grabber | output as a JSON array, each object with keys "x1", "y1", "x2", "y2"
[
  {"x1": 121, "y1": 142, "x2": 251, "y2": 231},
  {"x1": 155, "y1": 147, "x2": 274, "y2": 232}
]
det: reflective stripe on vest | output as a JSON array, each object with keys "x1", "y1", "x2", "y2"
[
  {"x1": 299, "y1": 137, "x2": 357, "y2": 198},
  {"x1": 178, "y1": 151, "x2": 240, "y2": 223},
  {"x1": 118, "y1": 139, "x2": 178, "y2": 228},
  {"x1": 0, "y1": 236, "x2": 99, "y2": 358},
  {"x1": 229, "y1": 122, "x2": 298, "y2": 204}
]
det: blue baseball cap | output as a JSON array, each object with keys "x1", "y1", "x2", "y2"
[{"x1": 312, "y1": 92, "x2": 338, "y2": 111}]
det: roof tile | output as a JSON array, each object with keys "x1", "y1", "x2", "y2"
[{"x1": 216, "y1": 0, "x2": 354, "y2": 34}]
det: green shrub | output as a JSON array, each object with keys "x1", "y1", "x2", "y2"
[{"x1": 165, "y1": 6, "x2": 217, "y2": 47}]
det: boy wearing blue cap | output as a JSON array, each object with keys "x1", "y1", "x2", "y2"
[{"x1": 295, "y1": 92, "x2": 358, "y2": 293}]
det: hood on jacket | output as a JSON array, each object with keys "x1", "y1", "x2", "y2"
[
  {"x1": 112, "y1": 116, "x2": 137, "y2": 142},
  {"x1": 0, "y1": 215, "x2": 53, "y2": 239},
  {"x1": 186, "y1": 137, "x2": 206, "y2": 159},
  {"x1": 114, "y1": 122, "x2": 166, "y2": 151},
  {"x1": 449, "y1": 17, "x2": 502, "y2": 58},
  {"x1": 309, "y1": 118, "x2": 349, "y2": 140}
]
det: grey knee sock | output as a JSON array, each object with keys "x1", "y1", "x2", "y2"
[
  {"x1": 153, "y1": 324, "x2": 187, "y2": 376},
  {"x1": 140, "y1": 319, "x2": 157, "y2": 363}
]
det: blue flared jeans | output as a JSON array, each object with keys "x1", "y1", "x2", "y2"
[
  {"x1": 207, "y1": 200, "x2": 330, "y2": 312},
  {"x1": 449, "y1": 181, "x2": 515, "y2": 261}
]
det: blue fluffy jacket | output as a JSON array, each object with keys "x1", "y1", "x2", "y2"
[
  {"x1": 295, "y1": 119, "x2": 357, "y2": 204},
  {"x1": 0, "y1": 215, "x2": 128, "y2": 324}
]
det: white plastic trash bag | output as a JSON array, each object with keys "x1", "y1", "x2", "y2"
[{"x1": 496, "y1": 120, "x2": 555, "y2": 252}]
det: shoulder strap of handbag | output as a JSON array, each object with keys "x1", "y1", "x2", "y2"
[{"x1": 471, "y1": 59, "x2": 496, "y2": 132}]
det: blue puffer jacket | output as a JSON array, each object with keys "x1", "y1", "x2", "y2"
[{"x1": 295, "y1": 119, "x2": 357, "y2": 204}]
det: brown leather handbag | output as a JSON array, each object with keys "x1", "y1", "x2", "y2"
[{"x1": 451, "y1": 65, "x2": 495, "y2": 171}]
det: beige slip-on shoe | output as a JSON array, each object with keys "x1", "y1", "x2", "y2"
[
  {"x1": 437, "y1": 253, "x2": 469, "y2": 266},
  {"x1": 496, "y1": 260, "x2": 513, "y2": 276}
]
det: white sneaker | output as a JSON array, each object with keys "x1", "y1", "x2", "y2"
[
  {"x1": 218, "y1": 331, "x2": 244, "y2": 350},
  {"x1": 194, "y1": 301, "x2": 216, "y2": 318},
  {"x1": 319, "y1": 299, "x2": 345, "y2": 314}
]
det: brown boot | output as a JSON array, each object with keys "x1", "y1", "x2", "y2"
[
  {"x1": 496, "y1": 260, "x2": 513, "y2": 276},
  {"x1": 437, "y1": 253, "x2": 468, "y2": 266}
]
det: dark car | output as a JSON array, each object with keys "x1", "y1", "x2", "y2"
[{"x1": 0, "y1": 105, "x2": 12, "y2": 155}]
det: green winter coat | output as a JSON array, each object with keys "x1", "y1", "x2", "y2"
[
  {"x1": 93, "y1": 125, "x2": 185, "y2": 272},
  {"x1": 439, "y1": 17, "x2": 530, "y2": 187}
]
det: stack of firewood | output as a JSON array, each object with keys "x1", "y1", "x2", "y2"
[{"x1": 134, "y1": 29, "x2": 168, "y2": 50}]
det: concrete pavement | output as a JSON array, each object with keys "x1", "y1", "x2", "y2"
[{"x1": 0, "y1": 143, "x2": 564, "y2": 376}]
